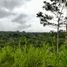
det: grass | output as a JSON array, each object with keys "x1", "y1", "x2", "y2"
[{"x1": 0, "y1": 44, "x2": 67, "y2": 67}]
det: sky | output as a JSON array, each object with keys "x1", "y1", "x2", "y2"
[{"x1": 0, "y1": 0, "x2": 66, "y2": 32}]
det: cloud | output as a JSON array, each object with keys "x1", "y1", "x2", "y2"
[
  {"x1": 0, "y1": 16, "x2": 31, "y2": 31},
  {"x1": 0, "y1": 18, "x2": 20, "y2": 31},
  {"x1": 0, "y1": 0, "x2": 30, "y2": 10},
  {"x1": 0, "y1": 0, "x2": 30, "y2": 18},
  {"x1": 12, "y1": 14, "x2": 31, "y2": 30},
  {"x1": 17, "y1": 24, "x2": 31, "y2": 31},
  {"x1": 0, "y1": 0, "x2": 57, "y2": 32},
  {"x1": 12, "y1": 14, "x2": 27, "y2": 24},
  {"x1": 0, "y1": 8, "x2": 12, "y2": 18},
  {"x1": 0, "y1": 0, "x2": 31, "y2": 31}
]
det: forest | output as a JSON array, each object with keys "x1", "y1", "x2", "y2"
[{"x1": 0, "y1": 31, "x2": 67, "y2": 67}]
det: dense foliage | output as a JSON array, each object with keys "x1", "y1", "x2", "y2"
[
  {"x1": 0, "y1": 31, "x2": 67, "y2": 67},
  {"x1": 0, "y1": 31, "x2": 66, "y2": 47}
]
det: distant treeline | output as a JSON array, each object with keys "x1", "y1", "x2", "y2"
[{"x1": 0, "y1": 31, "x2": 67, "y2": 48}]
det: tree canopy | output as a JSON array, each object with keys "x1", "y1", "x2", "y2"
[{"x1": 37, "y1": 0, "x2": 67, "y2": 31}]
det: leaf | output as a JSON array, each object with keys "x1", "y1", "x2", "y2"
[
  {"x1": 43, "y1": 23, "x2": 47, "y2": 26},
  {"x1": 37, "y1": 12, "x2": 43, "y2": 17},
  {"x1": 50, "y1": 0, "x2": 54, "y2": 2},
  {"x1": 45, "y1": 14, "x2": 53, "y2": 20},
  {"x1": 43, "y1": 1, "x2": 46, "y2": 3},
  {"x1": 65, "y1": 2, "x2": 67, "y2": 7}
]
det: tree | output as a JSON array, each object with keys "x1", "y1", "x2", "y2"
[{"x1": 37, "y1": 0, "x2": 67, "y2": 66}]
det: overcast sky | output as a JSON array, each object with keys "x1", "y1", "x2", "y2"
[{"x1": 0, "y1": 0, "x2": 66, "y2": 32}]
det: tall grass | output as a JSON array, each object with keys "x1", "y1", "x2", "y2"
[{"x1": 0, "y1": 44, "x2": 67, "y2": 67}]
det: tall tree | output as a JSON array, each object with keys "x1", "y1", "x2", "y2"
[
  {"x1": 37, "y1": 0, "x2": 67, "y2": 66},
  {"x1": 37, "y1": 0, "x2": 67, "y2": 49}
]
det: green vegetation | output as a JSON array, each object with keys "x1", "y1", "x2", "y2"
[{"x1": 0, "y1": 31, "x2": 67, "y2": 67}]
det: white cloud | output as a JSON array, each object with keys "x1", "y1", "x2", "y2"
[
  {"x1": 13, "y1": 0, "x2": 44, "y2": 14},
  {"x1": 12, "y1": 0, "x2": 58, "y2": 32},
  {"x1": 0, "y1": 0, "x2": 66, "y2": 32},
  {"x1": 0, "y1": 18, "x2": 20, "y2": 31},
  {"x1": 0, "y1": 0, "x2": 30, "y2": 10}
]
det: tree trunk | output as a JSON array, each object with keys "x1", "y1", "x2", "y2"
[{"x1": 66, "y1": 24, "x2": 67, "y2": 32}]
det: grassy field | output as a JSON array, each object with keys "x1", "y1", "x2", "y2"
[
  {"x1": 0, "y1": 44, "x2": 67, "y2": 67},
  {"x1": 0, "y1": 32, "x2": 67, "y2": 67}
]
